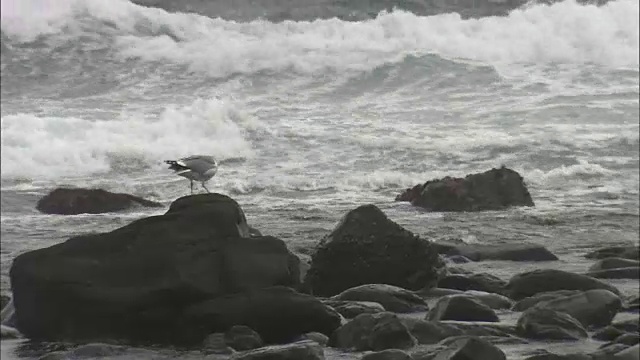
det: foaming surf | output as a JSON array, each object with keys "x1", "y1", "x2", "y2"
[{"x1": 0, "y1": 97, "x2": 256, "y2": 181}]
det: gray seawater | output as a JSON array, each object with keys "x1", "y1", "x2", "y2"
[{"x1": 1, "y1": 0, "x2": 638, "y2": 358}]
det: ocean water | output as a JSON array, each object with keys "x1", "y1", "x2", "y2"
[{"x1": 1, "y1": 0, "x2": 638, "y2": 358}]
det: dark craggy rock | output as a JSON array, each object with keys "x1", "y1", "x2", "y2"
[
  {"x1": 330, "y1": 284, "x2": 429, "y2": 313},
  {"x1": 506, "y1": 269, "x2": 621, "y2": 300},
  {"x1": 10, "y1": 194, "x2": 309, "y2": 345},
  {"x1": 36, "y1": 187, "x2": 163, "y2": 215},
  {"x1": 330, "y1": 312, "x2": 417, "y2": 351},
  {"x1": 516, "y1": 308, "x2": 588, "y2": 341},
  {"x1": 426, "y1": 295, "x2": 499, "y2": 323},
  {"x1": 182, "y1": 287, "x2": 341, "y2": 345},
  {"x1": 585, "y1": 246, "x2": 640, "y2": 261},
  {"x1": 304, "y1": 204, "x2": 443, "y2": 297},
  {"x1": 395, "y1": 166, "x2": 534, "y2": 212}
]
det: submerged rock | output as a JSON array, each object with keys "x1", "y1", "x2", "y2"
[
  {"x1": 436, "y1": 243, "x2": 558, "y2": 262},
  {"x1": 586, "y1": 267, "x2": 640, "y2": 279},
  {"x1": 395, "y1": 166, "x2": 534, "y2": 212},
  {"x1": 304, "y1": 204, "x2": 443, "y2": 296},
  {"x1": 330, "y1": 284, "x2": 429, "y2": 313},
  {"x1": 36, "y1": 187, "x2": 163, "y2": 215},
  {"x1": 589, "y1": 258, "x2": 640, "y2": 272},
  {"x1": 506, "y1": 269, "x2": 620, "y2": 300},
  {"x1": 10, "y1": 194, "x2": 307, "y2": 345},
  {"x1": 585, "y1": 246, "x2": 640, "y2": 261},
  {"x1": 230, "y1": 340, "x2": 324, "y2": 360}
]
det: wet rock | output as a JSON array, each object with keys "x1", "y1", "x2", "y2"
[
  {"x1": 324, "y1": 300, "x2": 385, "y2": 318},
  {"x1": 10, "y1": 194, "x2": 304, "y2": 345},
  {"x1": 463, "y1": 290, "x2": 513, "y2": 310},
  {"x1": 183, "y1": 286, "x2": 341, "y2": 344},
  {"x1": 437, "y1": 273, "x2": 507, "y2": 295},
  {"x1": 230, "y1": 340, "x2": 324, "y2": 360},
  {"x1": 438, "y1": 243, "x2": 558, "y2": 262},
  {"x1": 0, "y1": 295, "x2": 9, "y2": 311},
  {"x1": 446, "y1": 255, "x2": 472, "y2": 264},
  {"x1": 585, "y1": 246, "x2": 640, "y2": 261},
  {"x1": 203, "y1": 333, "x2": 235, "y2": 354},
  {"x1": 535, "y1": 289, "x2": 622, "y2": 328},
  {"x1": 623, "y1": 294, "x2": 640, "y2": 313},
  {"x1": 395, "y1": 166, "x2": 534, "y2": 212},
  {"x1": 361, "y1": 349, "x2": 412, "y2": 360},
  {"x1": 590, "y1": 343, "x2": 633, "y2": 360},
  {"x1": 516, "y1": 307, "x2": 588, "y2": 340},
  {"x1": 1, "y1": 297, "x2": 16, "y2": 328},
  {"x1": 402, "y1": 319, "x2": 516, "y2": 345},
  {"x1": 225, "y1": 325, "x2": 263, "y2": 351},
  {"x1": 330, "y1": 284, "x2": 429, "y2": 313},
  {"x1": 589, "y1": 258, "x2": 640, "y2": 272},
  {"x1": 593, "y1": 326, "x2": 628, "y2": 341},
  {"x1": 506, "y1": 269, "x2": 620, "y2": 300},
  {"x1": 299, "y1": 332, "x2": 329, "y2": 346},
  {"x1": 426, "y1": 295, "x2": 499, "y2": 322},
  {"x1": 586, "y1": 267, "x2": 640, "y2": 279},
  {"x1": 304, "y1": 204, "x2": 443, "y2": 296},
  {"x1": 413, "y1": 336, "x2": 507, "y2": 360},
  {"x1": 330, "y1": 312, "x2": 417, "y2": 351},
  {"x1": 611, "y1": 317, "x2": 639, "y2": 334},
  {"x1": 610, "y1": 344, "x2": 639, "y2": 360},
  {"x1": 36, "y1": 187, "x2": 163, "y2": 215},
  {"x1": 523, "y1": 351, "x2": 591, "y2": 360},
  {"x1": 418, "y1": 288, "x2": 465, "y2": 298},
  {"x1": 611, "y1": 333, "x2": 640, "y2": 347},
  {"x1": 512, "y1": 290, "x2": 581, "y2": 311},
  {"x1": 38, "y1": 351, "x2": 69, "y2": 360}
]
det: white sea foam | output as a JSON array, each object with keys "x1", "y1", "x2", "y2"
[
  {"x1": 0, "y1": 98, "x2": 255, "y2": 180},
  {"x1": 1, "y1": 0, "x2": 637, "y2": 77}
]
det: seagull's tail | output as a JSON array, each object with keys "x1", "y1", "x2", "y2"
[{"x1": 165, "y1": 160, "x2": 187, "y2": 172}]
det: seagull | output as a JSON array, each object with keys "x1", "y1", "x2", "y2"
[{"x1": 165, "y1": 155, "x2": 218, "y2": 194}]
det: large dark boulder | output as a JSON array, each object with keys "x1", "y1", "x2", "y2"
[
  {"x1": 304, "y1": 205, "x2": 443, "y2": 297},
  {"x1": 395, "y1": 166, "x2": 534, "y2": 212},
  {"x1": 421, "y1": 336, "x2": 507, "y2": 360},
  {"x1": 506, "y1": 269, "x2": 620, "y2": 300},
  {"x1": 181, "y1": 287, "x2": 341, "y2": 345},
  {"x1": 10, "y1": 194, "x2": 302, "y2": 345},
  {"x1": 36, "y1": 188, "x2": 163, "y2": 215}
]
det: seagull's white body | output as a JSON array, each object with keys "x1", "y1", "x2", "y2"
[{"x1": 165, "y1": 155, "x2": 218, "y2": 194}]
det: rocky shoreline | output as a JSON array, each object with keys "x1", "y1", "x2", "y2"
[{"x1": 1, "y1": 167, "x2": 639, "y2": 360}]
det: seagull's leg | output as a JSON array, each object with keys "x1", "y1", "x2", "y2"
[
  {"x1": 201, "y1": 182, "x2": 210, "y2": 193},
  {"x1": 190, "y1": 180, "x2": 194, "y2": 194}
]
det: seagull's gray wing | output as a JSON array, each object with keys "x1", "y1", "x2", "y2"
[{"x1": 178, "y1": 155, "x2": 217, "y2": 175}]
